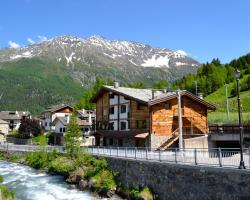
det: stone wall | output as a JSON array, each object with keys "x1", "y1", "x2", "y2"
[
  {"x1": 6, "y1": 137, "x2": 32, "y2": 145},
  {"x1": 184, "y1": 135, "x2": 208, "y2": 149},
  {"x1": 107, "y1": 157, "x2": 250, "y2": 200}
]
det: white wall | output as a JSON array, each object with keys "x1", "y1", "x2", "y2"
[{"x1": 0, "y1": 123, "x2": 9, "y2": 136}]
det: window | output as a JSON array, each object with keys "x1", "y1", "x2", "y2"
[
  {"x1": 121, "y1": 105, "x2": 126, "y2": 113},
  {"x1": 45, "y1": 122, "x2": 47, "y2": 127},
  {"x1": 109, "y1": 122, "x2": 114, "y2": 130},
  {"x1": 120, "y1": 121, "x2": 127, "y2": 130},
  {"x1": 63, "y1": 128, "x2": 66, "y2": 132},
  {"x1": 164, "y1": 103, "x2": 171, "y2": 109},
  {"x1": 109, "y1": 93, "x2": 114, "y2": 99},
  {"x1": 84, "y1": 127, "x2": 89, "y2": 132},
  {"x1": 60, "y1": 128, "x2": 62, "y2": 133},
  {"x1": 137, "y1": 103, "x2": 145, "y2": 110},
  {"x1": 118, "y1": 139, "x2": 123, "y2": 147},
  {"x1": 109, "y1": 106, "x2": 115, "y2": 115},
  {"x1": 109, "y1": 138, "x2": 113, "y2": 146},
  {"x1": 137, "y1": 120, "x2": 146, "y2": 129}
]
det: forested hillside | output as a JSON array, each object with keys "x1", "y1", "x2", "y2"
[{"x1": 173, "y1": 54, "x2": 250, "y2": 97}]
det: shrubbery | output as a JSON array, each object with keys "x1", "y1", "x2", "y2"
[
  {"x1": 0, "y1": 175, "x2": 17, "y2": 200},
  {"x1": 50, "y1": 156, "x2": 76, "y2": 175}
]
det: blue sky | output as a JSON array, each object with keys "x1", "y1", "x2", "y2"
[{"x1": 1, "y1": 0, "x2": 250, "y2": 63}]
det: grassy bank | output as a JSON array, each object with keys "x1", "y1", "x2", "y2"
[
  {"x1": 0, "y1": 176, "x2": 17, "y2": 200},
  {"x1": 208, "y1": 112, "x2": 250, "y2": 124},
  {"x1": 0, "y1": 150, "x2": 153, "y2": 200}
]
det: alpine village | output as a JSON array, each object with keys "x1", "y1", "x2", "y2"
[{"x1": 1, "y1": 1, "x2": 250, "y2": 200}]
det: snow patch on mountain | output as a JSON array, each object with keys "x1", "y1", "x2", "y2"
[{"x1": 141, "y1": 55, "x2": 169, "y2": 68}]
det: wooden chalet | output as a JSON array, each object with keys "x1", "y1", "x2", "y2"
[{"x1": 90, "y1": 83, "x2": 216, "y2": 149}]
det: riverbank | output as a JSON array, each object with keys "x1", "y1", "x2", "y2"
[{"x1": 0, "y1": 150, "x2": 153, "y2": 200}]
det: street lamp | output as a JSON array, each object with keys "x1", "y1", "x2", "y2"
[{"x1": 234, "y1": 68, "x2": 245, "y2": 169}]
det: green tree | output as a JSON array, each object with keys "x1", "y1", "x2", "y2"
[
  {"x1": 64, "y1": 115, "x2": 82, "y2": 158},
  {"x1": 128, "y1": 81, "x2": 145, "y2": 89},
  {"x1": 153, "y1": 80, "x2": 169, "y2": 90}
]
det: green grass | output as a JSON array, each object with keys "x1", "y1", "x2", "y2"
[
  {"x1": 205, "y1": 77, "x2": 250, "y2": 124},
  {"x1": 208, "y1": 112, "x2": 250, "y2": 124},
  {"x1": 32, "y1": 134, "x2": 47, "y2": 146}
]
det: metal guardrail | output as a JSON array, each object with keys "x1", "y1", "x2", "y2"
[
  {"x1": 86, "y1": 146, "x2": 250, "y2": 169},
  {"x1": 0, "y1": 144, "x2": 249, "y2": 169},
  {"x1": 209, "y1": 124, "x2": 250, "y2": 134}
]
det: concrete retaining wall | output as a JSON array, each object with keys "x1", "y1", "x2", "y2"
[{"x1": 107, "y1": 157, "x2": 250, "y2": 200}]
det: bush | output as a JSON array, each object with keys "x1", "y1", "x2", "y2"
[
  {"x1": 139, "y1": 187, "x2": 153, "y2": 200},
  {"x1": 25, "y1": 150, "x2": 57, "y2": 169},
  {"x1": 0, "y1": 185, "x2": 16, "y2": 200},
  {"x1": 0, "y1": 176, "x2": 3, "y2": 183},
  {"x1": 19, "y1": 118, "x2": 41, "y2": 138},
  {"x1": 32, "y1": 134, "x2": 47, "y2": 146},
  {"x1": 85, "y1": 158, "x2": 108, "y2": 178},
  {"x1": 50, "y1": 157, "x2": 76, "y2": 175},
  {"x1": 7, "y1": 130, "x2": 21, "y2": 138},
  {"x1": 90, "y1": 169, "x2": 116, "y2": 192}
]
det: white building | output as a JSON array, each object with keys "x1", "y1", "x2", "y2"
[
  {"x1": 0, "y1": 119, "x2": 9, "y2": 142},
  {"x1": 0, "y1": 111, "x2": 31, "y2": 131},
  {"x1": 40, "y1": 104, "x2": 73, "y2": 131}
]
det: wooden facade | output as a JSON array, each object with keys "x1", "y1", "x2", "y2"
[{"x1": 91, "y1": 86, "x2": 215, "y2": 149}]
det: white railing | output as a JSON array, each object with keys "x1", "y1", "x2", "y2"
[
  {"x1": 0, "y1": 144, "x2": 249, "y2": 169},
  {"x1": 86, "y1": 146, "x2": 250, "y2": 169}
]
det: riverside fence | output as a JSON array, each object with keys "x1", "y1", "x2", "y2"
[{"x1": 0, "y1": 144, "x2": 249, "y2": 169}]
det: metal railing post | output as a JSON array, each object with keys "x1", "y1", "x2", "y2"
[
  {"x1": 159, "y1": 150, "x2": 161, "y2": 162},
  {"x1": 249, "y1": 148, "x2": 250, "y2": 168},
  {"x1": 97, "y1": 146, "x2": 99, "y2": 155},
  {"x1": 146, "y1": 148, "x2": 148, "y2": 160},
  {"x1": 194, "y1": 148, "x2": 197, "y2": 165},
  {"x1": 135, "y1": 147, "x2": 137, "y2": 159},
  {"x1": 125, "y1": 147, "x2": 127, "y2": 158},
  {"x1": 218, "y1": 148, "x2": 222, "y2": 167},
  {"x1": 175, "y1": 148, "x2": 178, "y2": 163},
  {"x1": 117, "y1": 147, "x2": 119, "y2": 157}
]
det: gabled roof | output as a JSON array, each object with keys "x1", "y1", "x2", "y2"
[
  {"x1": 0, "y1": 111, "x2": 30, "y2": 120},
  {"x1": 0, "y1": 119, "x2": 8, "y2": 124},
  {"x1": 149, "y1": 90, "x2": 216, "y2": 110},
  {"x1": 42, "y1": 104, "x2": 73, "y2": 114},
  {"x1": 52, "y1": 116, "x2": 68, "y2": 126},
  {"x1": 90, "y1": 85, "x2": 154, "y2": 104},
  {"x1": 90, "y1": 85, "x2": 216, "y2": 110}
]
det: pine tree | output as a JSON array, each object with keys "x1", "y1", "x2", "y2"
[{"x1": 64, "y1": 115, "x2": 82, "y2": 158}]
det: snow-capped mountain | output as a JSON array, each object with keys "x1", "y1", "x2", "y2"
[{"x1": 0, "y1": 35, "x2": 199, "y2": 70}]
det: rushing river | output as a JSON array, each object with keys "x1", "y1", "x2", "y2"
[{"x1": 0, "y1": 160, "x2": 120, "y2": 200}]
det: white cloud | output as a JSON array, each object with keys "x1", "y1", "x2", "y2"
[
  {"x1": 38, "y1": 35, "x2": 48, "y2": 42},
  {"x1": 8, "y1": 41, "x2": 20, "y2": 48},
  {"x1": 27, "y1": 37, "x2": 35, "y2": 44},
  {"x1": 176, "y1": 50, "x2": 188, "y2": 56}
]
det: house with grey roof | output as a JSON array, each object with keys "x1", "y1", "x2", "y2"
[
  {"x1": 0, "y1": 111, "x2": 31, "y2": 131},
  {"x1": 90, "y1": 82, "x2": 216, "y2": 149}
]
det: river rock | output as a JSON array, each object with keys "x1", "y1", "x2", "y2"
[
  {"x1": 66, "y1": 168, "x2": 85, "y2": 184},
  {"x1": 78, "y1": 179, "x2": 89, "y2": 190}
]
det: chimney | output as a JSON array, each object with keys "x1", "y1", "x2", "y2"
[
  {"x1": 152, "y1": 90, "x2": 155, "y2": 99},
  {"x1": 114, "y1": 81, "x2": 119, "y2": 88}
]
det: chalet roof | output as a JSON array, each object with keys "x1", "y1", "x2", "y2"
[
  {"x1": 52, "y1": 116, "x2": 68, "y2": 126},
  {"x1": 90, "y1": 85, "x2": 154, "y2": 104},
  {"x1": 0, "y1": 111, "x2": 30, "y2": 120},
  {"x1": 42, "y1": 104, "x2": 73, "y2": 113},
  {"x1": 0, "y1": 119, "x2": 8, "y2": 124},
  {"x1": 149, "y1": 90, "x2": 216, "y2": 110},
  {"x1": 77, "y1": 109, "x2": 96, "y2": 118},
  {"x1": 90, "y1": 85, "x2": 216, "y2": 110}
]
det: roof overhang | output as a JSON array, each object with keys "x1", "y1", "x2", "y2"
[
  {"x1": 90, "y1": 86, "x2": 148, "y2": 105},
  {"x1": 149, "y1": 91, "x2": 216, "y2": 111}
]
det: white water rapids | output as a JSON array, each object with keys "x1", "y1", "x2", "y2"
[{"x1": 0, "y1": 160, "x2": 120, "y2": 200}]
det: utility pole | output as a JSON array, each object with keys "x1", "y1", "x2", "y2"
[
  {"x1": 177, "y1": 89, "x2": 183, "y2": 149},
  {"x1": 225, "y1": 84, "x2": 229, "y2": 120}
]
